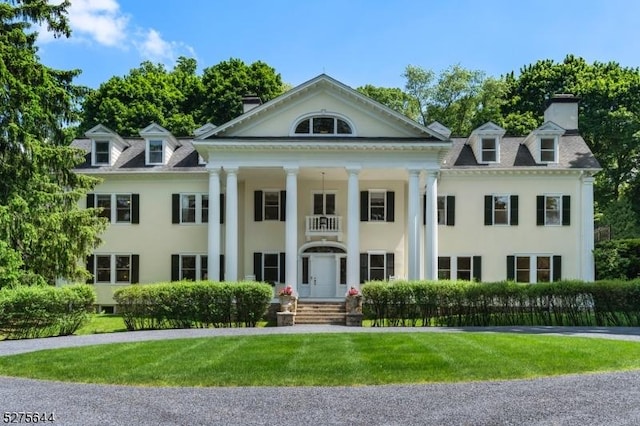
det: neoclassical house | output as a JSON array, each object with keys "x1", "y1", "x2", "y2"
[{"x1": 72, "y1": 75, "x2": 600, "y2": 309}]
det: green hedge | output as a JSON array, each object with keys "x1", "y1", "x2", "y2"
[
  {"x1": 362, "y1": 280, "x2": 640, "y2": 327},
  {"x1": 113, "y1": 281, "x2": 273, "y2": 330},
  {"x1": 0, "y1": 284, "x2": 96, "y2": 339}
]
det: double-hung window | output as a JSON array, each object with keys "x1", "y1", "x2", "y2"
[
  {"x1": 481, "y1": 138, "x2": 497, "y2": 162},
  {"x1": 172, "y1": 193, "x2": 216, "y2": 224},
  {"x1": 88, "y1": 254, "x2": 138, "y2": 284},
  {"x1": 94, "y1": 140, "x2": 110, "y2": 165},
  {"x1": 540, "y1": 137, "x2": 557, "y2": 163},
  {"x1": 360, "y1": 190, "x2": 395, "y2": 222},
  {"x1": 147, "y1": 140, "x2": 164, "y2": 164},
  {"x1": 253, "y1": 252, "x2": 285, "y2": 284},
  {"x1": 485, "y1": 195, "x2": 518, "y2": 226},
  {"x1": 264, "y1": 191, "x2": 280, "y2": 220},
  {"x1": 359, "y1": 252, "x2": 395, "y2": 283},
  {"x1": 88, "y1": 193, "x2": 139, "y2": 224},
  {"x1": 507, "y1": 255, "x2": 561, "y2": 283},
  {"x1": 369, "y1": 191, "x2": 386, "y2": 221},
  {"x1": 537, "y1": 195, "x2": 570, "y2": 226},
  {"x1": 254, "y1": 190, "x2": 285, "y2": 221},
  {"x1": 438, "y1": 256, "x2": 482, "y2": 281},
  {"x1": 171, "y1": 254, "x2": 208, "y2": 281}
]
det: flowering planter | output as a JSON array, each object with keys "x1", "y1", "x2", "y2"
[{"x1": 279, "y1": 295, "x2": 294, "y2": 312}]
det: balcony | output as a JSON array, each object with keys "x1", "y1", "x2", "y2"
[{"x1": 305, "y1": 215, "x2": 343, "y2": 241}]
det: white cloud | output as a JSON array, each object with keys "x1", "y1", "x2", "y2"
[
  {"x1": 67, "y1": 0, "x2": 129, "y2": 46},
  {"x1": 135, "y1": 28, "x2": 196, "y2": 65}
]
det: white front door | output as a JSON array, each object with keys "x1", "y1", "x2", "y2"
[{"x1": 310, "y1": 255, "x2": 336, "y2": 297}]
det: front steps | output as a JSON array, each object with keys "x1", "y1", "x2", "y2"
[{"x1": 294, "y1": 301, "x2": 346, "y2": 325}]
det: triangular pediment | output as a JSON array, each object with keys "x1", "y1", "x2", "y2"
[
  {"x1": 198, "y1": 74, "x2": 447, "y2": 141},
  {"x1": 535, "y1": 121, "x2": 566, "y2": 134},
  {"x1": 84, "y1": 124, "x2": 127, "y2": 147},
  {"x1": 472, "y1": 121, "x2": 506, "y2": 135},
  {"x1": 139, "y1": 122, "x2": 178, "y2": 146}
]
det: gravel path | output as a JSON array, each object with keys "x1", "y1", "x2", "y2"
[{"x1": 1, "y1": 326, "x2": 639, "y2": 426}]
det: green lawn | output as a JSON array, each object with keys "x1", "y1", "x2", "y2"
[
  {"x1": 1, "y1": 333, "x2": 639, "y2": 387},
  {"x1": 74, "y1": 314, "x2": 128, "y2": 335}
]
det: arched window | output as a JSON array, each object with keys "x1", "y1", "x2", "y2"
[{"x1": 293, "y1": 115, "x2": 353, "y2": 135}]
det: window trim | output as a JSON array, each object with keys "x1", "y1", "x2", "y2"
[
  {"x1": 480, "y1": 137, "x2": 499, "y2": 163},
  {"x1": 146, "y1": 139, "x2": 165, "y2": 165},
  {"x1": 359, "y1": 251, "x2": 395, "y2": 283},
  {"x1": 438, "y1": 255, "x2": 481, "y2": 281},
  {"x1": 290, "y1": 113, "x2": 356, "y2": 136},
  {"x1": 485, "y1": 195, "x2": 518, "y2": 226},
  {"x1": 507, "y1": 254, "x2": 561, "y2": 283},
  {"x1": 89, "y1": 193, "x2": 138, "y2": 224},
  {"x1": 253, "y1": 251, "x2": 286, "y2": 285},
  {"x1": 173, "y1": 193, "x2": 212, "y2": 224},
  {"x1": 311, "y1": 190, "x2": 337, "y2": 216},
  {"x1": 90, "y1": 253, "x2": 138, "y2": 284},
  {"x1": 174, "y1": 254, "x2": 208, "y2": 281},
  {"x1": 539, "y1": 136, "x2": 558, "y2": 163},
  {"x1": 92, "y1": 140, "x2": 111, "y2": 165}
]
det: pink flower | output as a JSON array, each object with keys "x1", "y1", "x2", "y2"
[
  {"x1": 347, "y1": 286, "x2": 359, "y2": 296},
  {"x1": 279, "y1": 286, "x2": 293, "y2": 296}
]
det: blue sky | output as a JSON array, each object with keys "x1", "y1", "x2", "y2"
[{"x1": 36, "y1": 0, "x2": 640, "y2": 90}]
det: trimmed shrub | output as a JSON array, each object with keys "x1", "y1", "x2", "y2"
[
  {"x1": 113, "y1": 281, "x2": 272, "y2": 330},
  {"x1": 0, "y1": 284, "x2": 96, "y2": 339},
  {"x1": 362, "y1": 279, "x2": 640, "y2": 327},
  {"x1": 594, "y1": 239, "x2": 640, "y2": 280}
]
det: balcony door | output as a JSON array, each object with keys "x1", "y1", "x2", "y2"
[{"x1": 313, "y1": 192, "x2": 336, "y2": 215}]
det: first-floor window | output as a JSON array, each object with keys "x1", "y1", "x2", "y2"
[
  {"x1": 438, "y1": 256, "x2": 481, "y2": 281},
  {"x1": 263, "y1": 253, "x2": 280, "y2": 283},
  {"x1": 89, "y1": 254, "x2": 137, "y2": 284},
  {"x1": 172, "y1": 254, "x2": 208, "y2": 281},
  {"x1": 508, "y1": 255, "x2": 560, "y2": 283},
  {"x1": 360, "y1": 252, "x2": 395, "y2": 283}
]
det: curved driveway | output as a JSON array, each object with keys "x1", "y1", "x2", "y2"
[{"x1": 1, "y1": 326, "x2": 640, "y2": 426}]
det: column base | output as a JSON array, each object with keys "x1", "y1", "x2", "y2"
[{"x1": 277, "y1": 312, "x2": 296, "y2": 326}]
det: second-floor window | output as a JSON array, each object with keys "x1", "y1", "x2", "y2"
[
  {"x1": 485, "y1": 195, "x2": 518, "y2": 226},
  {"x1": 172, "y1": 193, "x2": 220, "y2": 224},
  {"x1": 537, "y1": 195, "x2": 570, "y2": 226},
  {"x1": 87, "y1": 193, "x2": 139, "y2": 224},
  {"x1": 360, "y1": 190, "x2": 395, "y2": 222}
]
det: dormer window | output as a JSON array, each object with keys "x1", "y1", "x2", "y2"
[
  {"x1": 293, "y1": 115, "x2": 353, "y2": 135},
  {"x1": 481, "y1": 138, "x2": 498, "y2": 162},
  {"x1": 540, "y1": 137, "x2": 557, "y2": 163},
  {"x1": 147, "y1": 140, "x2": 164, "y2": 164},
  {"x1": 94, "y1": 140, "x2": 110, "y2": 165}
]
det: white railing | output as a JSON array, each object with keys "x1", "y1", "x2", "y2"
[{"x1": 305, "y1": 215, "x2": 343, "y2": 240}]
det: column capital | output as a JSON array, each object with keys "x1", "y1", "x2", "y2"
[
  {"x1": 407, "y1": 168, "x2": 421, "y2": 177},
  {"x1": 346, "y1": 165, "x2": 361, "y2": 175},
  {"x1": 207, "y1": 167, "x2": 222, "y2": 176},
  {"x1": 283, "y1": 166, "x2": 299, "y2": 175},
  {"x1": 224, "y1": 166, "x2": 239, "y2": 175},
  {"x1": 424, "y1": 169, "x2": 438, "y2": 178}
]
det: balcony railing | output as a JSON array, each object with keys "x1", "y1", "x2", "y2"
[{"x1": 305, "y1": 215, "x2": 343, "y2": 241}]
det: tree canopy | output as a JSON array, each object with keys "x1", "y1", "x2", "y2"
[
  {"x1": 0, "y1": 0, "x2": 106, "y2": 286},
  {"x1": 79, "y1": 57, "x2": 285, "y2": 137}
]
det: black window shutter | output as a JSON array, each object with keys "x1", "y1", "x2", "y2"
[
  {"x1": 562, "y1": 196, "x2": 570, "y2": 226},
  {"x1": 131, "y1": 254, "x2": 139, "y2": 283},
  {"x1": 254, "y1": 190, "x2": 263, "y2": 221},
  {"x1": 536, "y1": 195, "x2": 545, "y2": 226},
  {"x1": 472, "y1": 256, "x2": 482, "y2": 282},
  {"x1": 447, "y1": 195, "x2": 455, "y2": 226},
  {"x1": 86, "y1": 255, "x2": 94, "y2": 284},
  {"x1": 86, "y1": 193, "x2": 95, "y2": 209},
  {"x1": 279, "y1": 252, "x2": 286, "y2": 283},
  {"x1": 131, "y1": 194, "x2": 140, "y2": 224},
  {"x1": 484, "y1": 195, "x2": 493, "y2": 225},
  {"x1": 253, "y1": 252, "x2": 262, "y2": 281},
  {"x1": 510, "y1": 195, "x2": 519, "y2": 226},
  {"x1": 220, "y1": 193, "x2": 225, "y2": 224},
  {"x1": 359, "y1": 253, "x2": 368, "y2": 284},
  {"x1": 172, "y1": 194, "x2": 180, "y2": 224},
  {"x1": 280, "y1": 190, "x2": 286, "y2": 221},
  {"x1": 386, "y1": 191, "x2": 395, "y2": 222},
  {"x1": 360, "y1": 191, "x2": 369, "y2": 222},
  {"x1": 171, "y1": 254, "x2": 180, "y2": 281},
  {"x1": 506, "y1": 255, "x2": 515, "y2": 281},
  {"x1": 386, "y1": 253, "x2": 395, "y2": 279},
  {"x1": 553, "y1": 255, "x2": 562, "y2": 281},
  {"x1": 423, "y1": 194, "x2": 426, "y2": 225},
  {"x1": 220, "y1": 254, "x2": 225, "y2": 281}
]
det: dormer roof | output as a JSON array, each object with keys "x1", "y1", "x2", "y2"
[
  {"x1": 139, "y1": 122, "x2": 179, "y2": 148},
  {"x1": 84, "y1": 124, "x2": 128, "y2": 149}
]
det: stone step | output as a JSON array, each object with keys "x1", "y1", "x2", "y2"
[{"x1": 294, "y1": 302, "x2": 346, "y2": 325}]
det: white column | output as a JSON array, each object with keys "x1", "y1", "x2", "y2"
[
  {"x1": 407, "y1": 169, "x2": 420, "y2": 280},
  {"x1": 225, "y1": 167, "x2": 238, "y2": 282},
  {"x1": 581, "y1": 176, "x2": 595, "y2": 281},
  {"x1": 208, "y1": 168, "x2": 221, "y2": 281},
  {"x1": 346, "y1": 167, "x2": 360, "y2": 287},
  {"x1": 424, "y1": 171, "x2": 438, "y2": 280},
  {"x1": 284, "y1": 167, "x2": 298, "y2": 292}
]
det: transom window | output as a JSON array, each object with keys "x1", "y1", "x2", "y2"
[
  {"x1": 94, "y1": 140, "x2": 110, "y2": 165},
  {"x1": 294, "y1": 116, "x2": 353, "y2": 135},
  {"x1": 540, "y1": 137, "x2": 556, "y2": 162}
]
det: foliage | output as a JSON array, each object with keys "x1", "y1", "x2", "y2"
[
  {"x1": 0, "y1": 0, "x2": 106, "y2": 284},
  {"x1": 501, "y1": 55, "x2": 640, "y2": 208},
  {"x1": 597, "y1": 198, "x2": 640, "y2": 239},
  {"x1": 79, "y1": 57, "x2": 204, "y2": 136},
  {"x1": 356, "y1": 84, "x2": 419, "y2": 120},
  {"x1": 594, "y1": 239, "x2": 640, "y2": 280},
  {"x1": 402, "y1": 64, "x2": 507, "y2": 135},
  {"x1": 113, "y1": 281, "x2": 273, "y2": 330},
  {"x1": 199, "y1": 58, "x2": 285, "y2": 125},
  {"x1": 0, "y1": 284, "x2": 95, "y2": 339},
  {"x1": 362, "y1": 279, "x2": 640, "y2": 327}
]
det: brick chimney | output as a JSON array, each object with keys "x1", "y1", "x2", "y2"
[
  {"x1": 242, "y1": 94, "x2": 262, "y2": 114},
  {"x1": 544, "y1": 94, "x2": 579, "y2": 131}
]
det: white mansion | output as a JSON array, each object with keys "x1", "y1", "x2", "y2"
[{"x1": 72, "y1": 75, "x2": 601, "y2": 309}]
